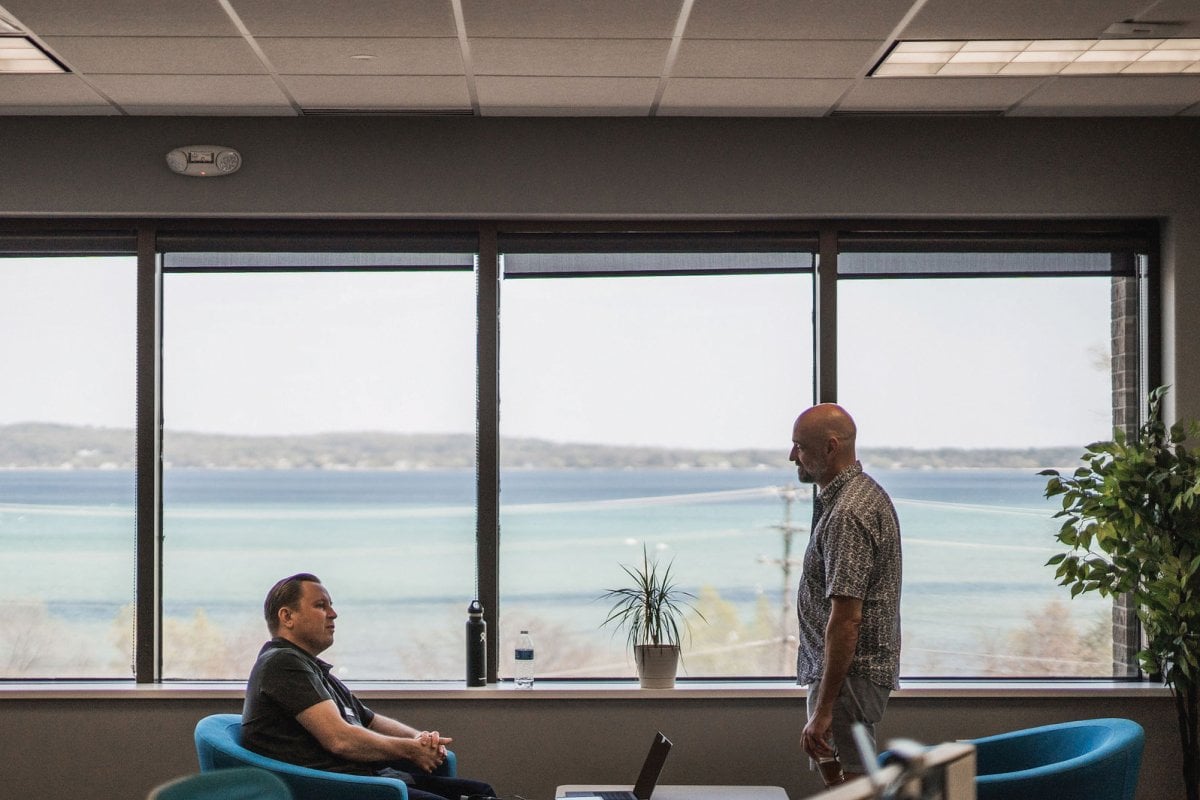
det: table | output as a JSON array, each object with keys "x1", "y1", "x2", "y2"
[{"x1": 557, "y1": 785, "x2": 789, "y2": 800}]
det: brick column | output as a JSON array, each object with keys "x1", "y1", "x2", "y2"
[{"x1": 1110, "y1": 268, "x2": 1141, "y2": 677}]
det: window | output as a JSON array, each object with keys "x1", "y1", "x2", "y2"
[
  {"x1": 159, "y1": 240, "x2": 477, "y2": 679},
  {"x1": 498, "y1": 234, "x2": 816, "y2": 678},
  {"x1": 0, "y1": 222, "x2": 1156, "y2": 683},
  {"x1": 0, "y1": 244, "x2": 137, "y2": 677},
  {"x1": 836, "y1": 244, "x2": 1141, "y2": 677}
]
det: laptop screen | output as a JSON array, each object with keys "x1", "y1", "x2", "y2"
[{"x1": 632, "y1": 732, "x2": 672, "y2": 800}]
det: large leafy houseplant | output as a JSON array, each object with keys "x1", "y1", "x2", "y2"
[
  {"x1": 599, "y1": 545, "x2": 706, "y2": 688},
  {"x1": 1042, "y1": 386, "x2": 1200, "y2": 800}
]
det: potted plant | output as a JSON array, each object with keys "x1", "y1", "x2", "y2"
[
  {"x1": 599, "y1": 545, "x2": 706, "y2": 688},
  {"x1": 1042, "y1": 385, "x2": 1200, "y2": 800}
]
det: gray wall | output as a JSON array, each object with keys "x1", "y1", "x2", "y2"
[
  {"x1": 0, "y1": 114, "x2": 1195, "y2": 800},
  {"x1": 0, "y1": 692, "x2": 1180, "y2": 800}
]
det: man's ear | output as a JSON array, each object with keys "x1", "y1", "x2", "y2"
[{"x1": 278, "y1": 606, "x2": 293, "y2": 630}]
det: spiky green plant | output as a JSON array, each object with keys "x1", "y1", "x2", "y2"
[{"x1": 599, "y1": 545, "x2": 706, "y2": 651}]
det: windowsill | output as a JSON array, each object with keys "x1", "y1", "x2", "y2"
[{"x1": 0, "y1": 678, "x2": 1172, "y2": 701}]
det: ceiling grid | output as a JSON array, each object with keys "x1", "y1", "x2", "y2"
[{"x1": 0, "y1": 0, "x2": 1195, "y2": 116}]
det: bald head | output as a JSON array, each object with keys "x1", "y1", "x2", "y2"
[
  {"x1": 789, "y1": 403, "x2": 858, "y2": 488},
  {"x1": 800, "y1": 404, "x2": 857, "y2": 446}
]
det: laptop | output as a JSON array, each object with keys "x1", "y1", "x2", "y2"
[{"x1": 562, "y1": 731, "x2": 673, "y2": 800}]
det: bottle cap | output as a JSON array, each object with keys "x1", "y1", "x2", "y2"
[{"x1": 468, "y1": 600, "x2": 483, "y2": 616}]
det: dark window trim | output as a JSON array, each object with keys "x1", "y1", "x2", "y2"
[{"x1": 0, "y1": 216, "x2": 1161, "y2": 683}]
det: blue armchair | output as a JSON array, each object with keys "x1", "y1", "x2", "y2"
[
  {"x1": 967, "y1": 717, "x2": 1144, "y2": 800},
  {"x1": 149, "y1": 767, "x2": 292, "y2": 800},
  {"x1": 194, "y1": 713, "x2": 457, "y2": 800}
]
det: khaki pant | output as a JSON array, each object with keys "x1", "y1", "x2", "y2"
[{"x1": 806, "y1": 675, "x2": 891, "y2": 773}]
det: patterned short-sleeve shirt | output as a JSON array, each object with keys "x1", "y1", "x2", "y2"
[{"x1": 796, "y1": 461, "x2": 902, "y2": 690}]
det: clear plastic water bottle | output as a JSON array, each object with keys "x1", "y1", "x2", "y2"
[{"x1": 514, "y1": 630, "x2": 535, "y2": 689}]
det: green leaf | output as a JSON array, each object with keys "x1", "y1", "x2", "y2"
[
  {"x1": 1047, "y1": 385, "x2": 1200, "y2": 705},
  {"x1": 597, "y1": 543, "x2": 707, "y2": 650}
]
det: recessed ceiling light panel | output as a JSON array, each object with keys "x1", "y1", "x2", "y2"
[
  {"x1": 0, "y1": 36, "x2": 67, "y2": 73},
  {"x1": 873, "y1": 38, "x2": 1200, "y2": 77}
]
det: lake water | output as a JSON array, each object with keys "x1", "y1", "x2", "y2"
[{"x1": 0, "y1": 466, "x2": 1111, "y2": 680}]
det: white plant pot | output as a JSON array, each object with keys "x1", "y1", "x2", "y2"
[{"x1": 634, "y1": 644, "x2": 680, "y2": 689}]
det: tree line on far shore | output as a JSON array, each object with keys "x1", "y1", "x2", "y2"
[{"x1": 0, "y1": 422, "x2": 1085, "y2": 471}]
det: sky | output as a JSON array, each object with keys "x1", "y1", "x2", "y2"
[{"x1": 2, "y1": 256, "x2": 1114, "y2": 451}]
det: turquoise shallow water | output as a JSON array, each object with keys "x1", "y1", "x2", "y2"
[{"x1": 0, "y1": 467, "x2": 1109, "y2": 679}]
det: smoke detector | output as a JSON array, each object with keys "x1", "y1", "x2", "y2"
[{"x1": 166, "y1": 146, "x2": 242, "y2": 177}]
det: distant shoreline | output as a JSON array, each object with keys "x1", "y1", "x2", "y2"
[{"x1": 0, "y1": 422, "x2": 1089, "y2": 471}]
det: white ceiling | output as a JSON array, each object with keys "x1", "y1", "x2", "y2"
[{"x1": 0, "y1": 0, "x2": 1198, "y2": 117}]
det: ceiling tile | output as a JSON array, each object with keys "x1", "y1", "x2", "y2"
[
  {"x1": 0, "y1": 72, "x2": 113, "y2": 105},
  {"x1": 86, "y1": 74, "x2": 293, "y2": 109},
  {"x1": 462, "y1": 0, "x2": 682, "y2": 38},
  {"x1": 658, "y1": 77, "x2": 852, "y2": 115},
  {"x1": 472, "y1": 38, "x2": 670, "y2": 77},
  {"x1": 230, "y1": 0, "x2": 457, "y2": 37},
  {"x1": 480, "y1": 105, "x2": 643, "y2": 116},
  {"x1": 475, "y1": 76, "x2": 658, "y2": 112},
  {"x1": 902, "y1": 0, "x2": 1148, "y2": 39},
  {"x1": 1009, "y1": 75, "x2": 1200, "y2": 115},
  {"x1": 686, "y1": 0, "x2": 915, "y2": 40},
  {"x1": 258, "y1": 37, "x2": 463, "y2": 75},
  {"x1": 674, "y1": 39, "x2": 883, "y2": 78},
  {"x1": 123, "y1": 104, "x2": 298, "y2": 116},
  {"x1": 0, "y1": 0, "x2": 239, "y2": 36},
  {"x1": 837, "y1": 76, "x2": 1044, "y2": 112},
  {"x1": 0, "y1": 104, "x2": 118, "y2": 114},
  {"x1": 42, "y1": 36, "x2": 267, "y2": 75},
  {"x1": 281, "y1": 74, "x2": 471, "y2": 110}
]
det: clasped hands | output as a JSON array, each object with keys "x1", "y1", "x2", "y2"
[{"x1": 412, "y1": 730, "x2": 453, "y2": 772}]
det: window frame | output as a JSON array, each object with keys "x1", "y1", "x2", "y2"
[
  {"x1": 0, "y1": 217, "x2": 1160, "y2": 683},
  {"x1": 0, "y1": 228, "x2": 141, "y2": 679}
]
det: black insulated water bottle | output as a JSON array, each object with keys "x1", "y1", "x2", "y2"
[{"x1": 466, "y1": 600, "x2": 486, "y2": 686}]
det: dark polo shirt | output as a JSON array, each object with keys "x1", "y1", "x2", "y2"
[{"x1": 242, "y1": 638, "x2": 377, "y2": 775}]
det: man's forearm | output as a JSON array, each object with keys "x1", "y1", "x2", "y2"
[
  {"x1": 816, "y1": 598, "x2": 863, "y2": 714},
  {"x1": 296, "y1": 701, "x2": 424, "y2": 764},
  {"x1": 369, "y1": 714, "x2": 421, "y2": 739},
  {"x1": 322, "y1": 721, "x2": 421, "y2": 762}
]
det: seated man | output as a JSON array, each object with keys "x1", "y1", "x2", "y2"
[{"x1": 242, "y1": 572, "x2": 497, "y2": 800}]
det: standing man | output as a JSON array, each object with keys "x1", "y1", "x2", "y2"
[
  {"x1": 790, "y1": 404, "x2": 902, "y2": 785},
  {"x1": 243, "y1": 573, "x2": 496, "y2": 800}
]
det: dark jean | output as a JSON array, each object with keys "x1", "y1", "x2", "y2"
[{"x1": 375, "y1": 760, "x2": 496, "y2": 800}]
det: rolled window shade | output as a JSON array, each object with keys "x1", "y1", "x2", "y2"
[
  {"x1": 0, "y1": 232, "x2": 137, "y2": 255},
  {"x1": 159, "y1": 232, "x2": 477, "y2": 271},
  {"x1": 499, "y1": 232, "x2": 817, "y2": 277}
]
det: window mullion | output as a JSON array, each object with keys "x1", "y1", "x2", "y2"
[
  {"x1": 815, "y1": 226, "x2": 838, "y2": 404},
  {"x1": 477, "y1": 226, "x2": 501, "y2": 683},
  {"x1": 134, "y1": 226, "x2": 163, "y2": 683}
]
